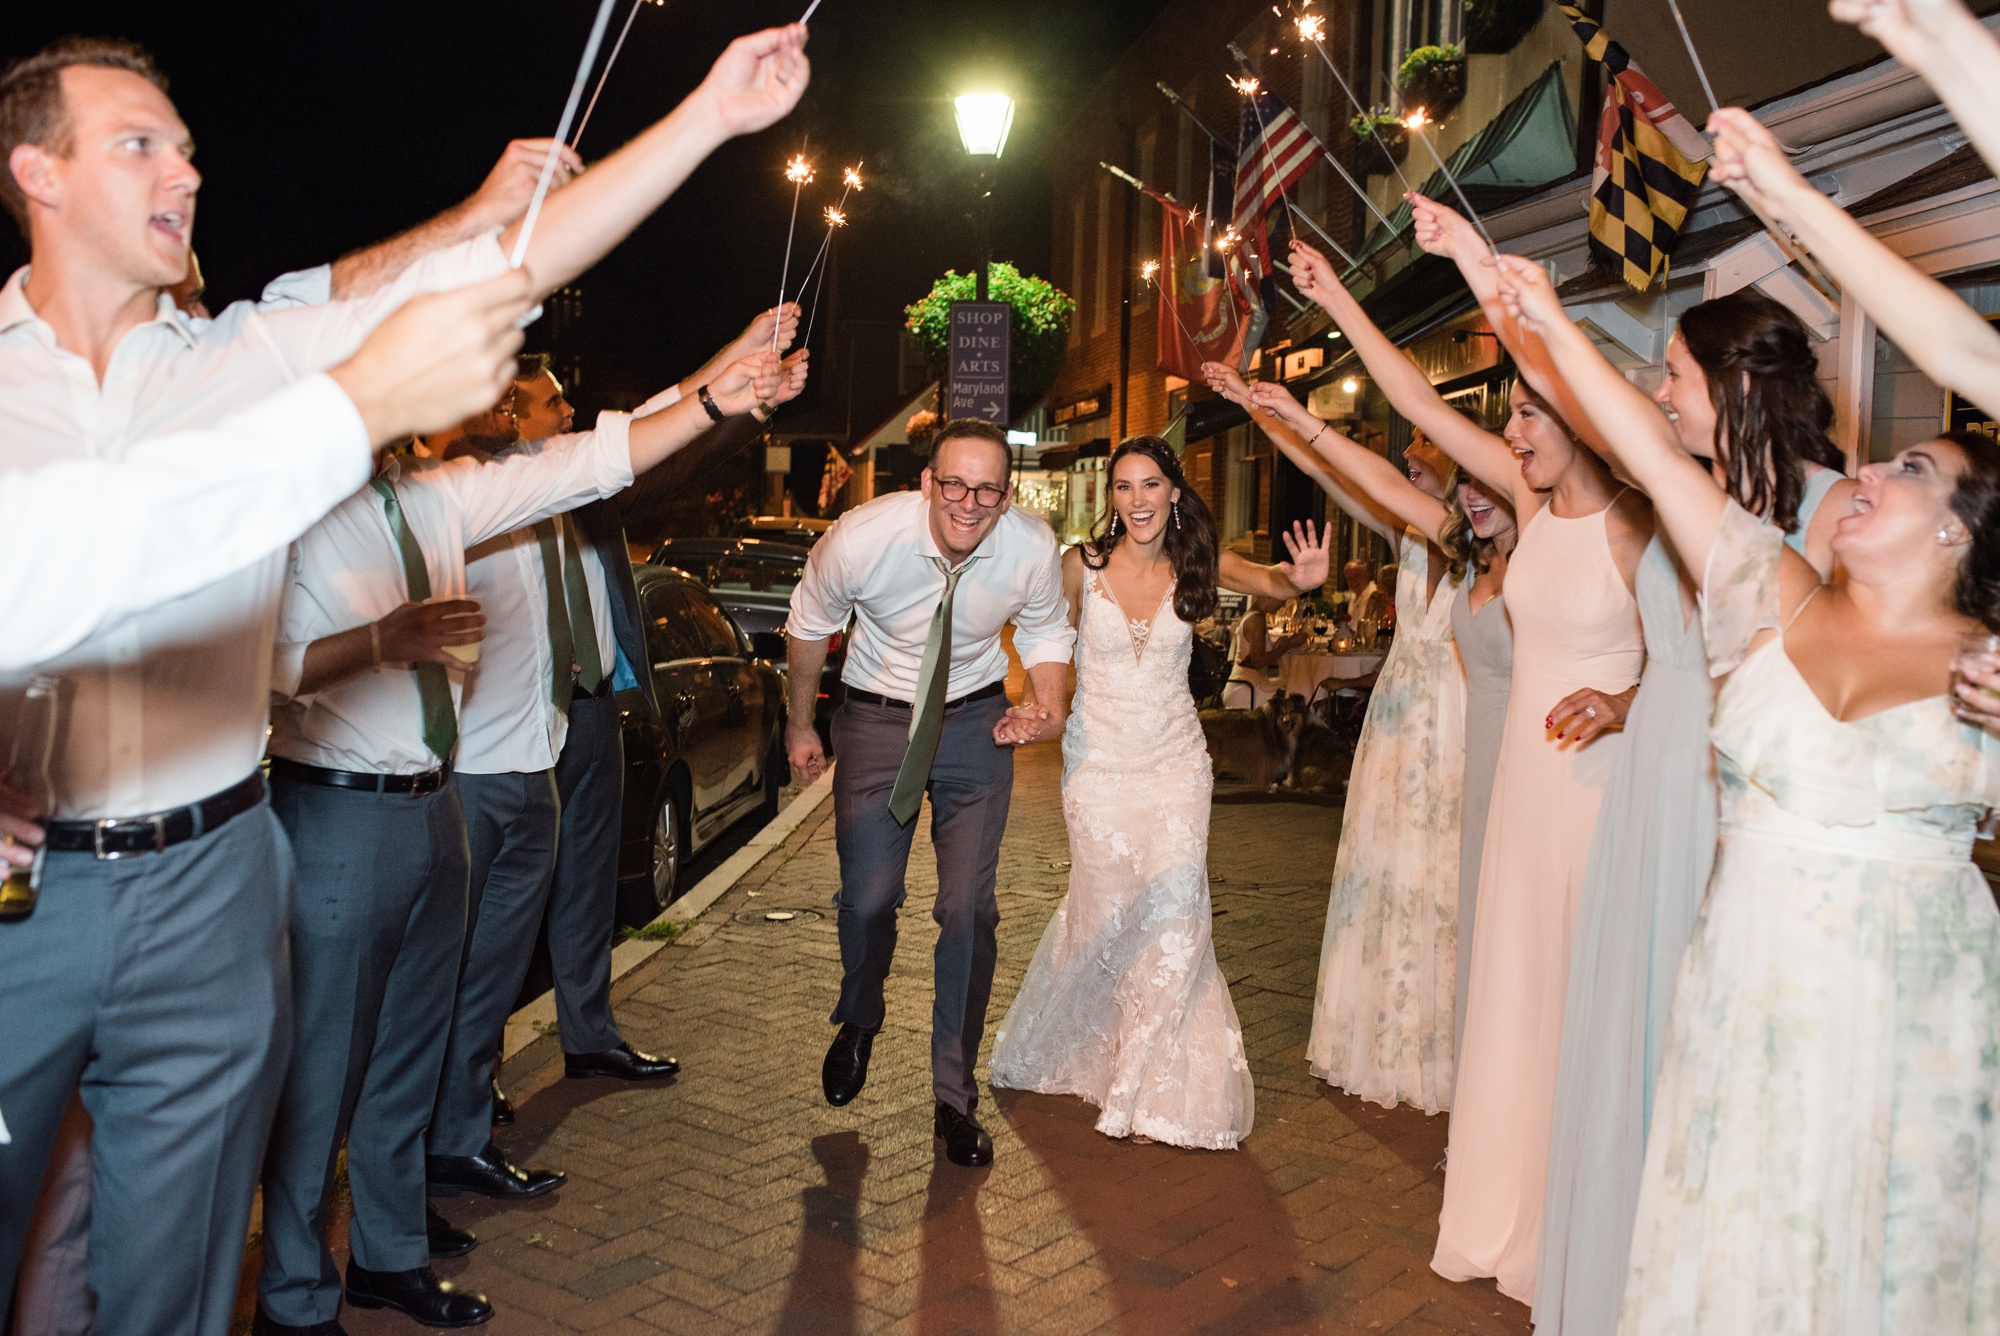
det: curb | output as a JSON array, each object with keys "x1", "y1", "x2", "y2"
[{"x1": 502, "y1": 762, "x2": 838, "y2": 1060}]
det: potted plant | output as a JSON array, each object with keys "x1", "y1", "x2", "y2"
[
  {"x1": 903, "y1": 263, "x2": 1076, "y2": 419},
  {"x1": 1397, "y1": 43, "x2": 1466, "y2": 121},
  {"x1": 1348, "y1": 108, "x2": 1409, "y2": 178},
  {"x1": 1463, "y1": 0, "x2": 1546, "y2": 55}
]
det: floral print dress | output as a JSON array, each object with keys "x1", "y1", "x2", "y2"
[{"x1": 1621, "y1": 500, "x2": 2000, "y2": 1334}]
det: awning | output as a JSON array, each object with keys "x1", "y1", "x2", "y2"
[{"x1": 1348, "y1": 59, "x2": 1579, "y2": 273}]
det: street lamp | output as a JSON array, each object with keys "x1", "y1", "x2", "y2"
[{"x1": 954, "y1": 92, "x2": 1014, "y2": 300}]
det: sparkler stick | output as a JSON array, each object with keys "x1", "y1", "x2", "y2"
[
  {"x1": 1230, "y1": 70, "x2": 1361, "y2": 270},
  {"x1": 1290, "y1": 18, "x2": 1418, "y2": 199},
  {"x1": 1144, "y1": 261, "x2": 1204, "y2": 349},
  {"x1": 799, "y1": 205, "x2": 849, "y2": 352},
  {"x1": 570, "y1": 0, "x2": 665, "y2": 151},
  {"x1": 511, "y1": 0, "x2": 619, "y2": 269},
  {"x1": 1400, "y1": 107, "x2": 1499, "y2": 252},
  {"x1": 774, "y1": 152, "x2": 814, "y2": 353},
  {"x1": 799, "y1": 0, "x2": 826, "y2": 23},
  {"x1": 792, "y1": 166, "x2": 863, "y2": 313},
  {"x1": 1663, "y1": 0, "x2": 1720, "y2": 118}
]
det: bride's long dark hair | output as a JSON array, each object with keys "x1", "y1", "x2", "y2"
[{"x1": 1082, "y1": 436, "x2": 1220, "y2": 625}]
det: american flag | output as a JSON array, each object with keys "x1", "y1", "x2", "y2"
[{"x1": 1232, "y1": 84, "x2": 1322, "y2": 244}]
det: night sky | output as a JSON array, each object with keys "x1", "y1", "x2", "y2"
[{"x1": 2, "y1": 0, "x2": 1169, "y2": 415}]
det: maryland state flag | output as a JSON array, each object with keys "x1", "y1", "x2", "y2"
[
  {"x1": 1151, "y1": 189, "x2": 1246, "y2": 381},
  {"x1": 1560, "y1": 5, "x2": 1711, "y2": 290}
]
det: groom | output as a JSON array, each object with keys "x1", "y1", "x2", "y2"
[{"x1": 785, "y1": 418, "x2": 1074, "y2": 1166}]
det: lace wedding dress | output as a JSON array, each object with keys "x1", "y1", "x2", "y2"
[{"x1": 989, "y1": 568, "x2": 1255, "y2": 1149}]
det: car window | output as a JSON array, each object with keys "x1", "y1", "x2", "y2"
[
  {"x1": 640, "y1": 583, "x2": 702, "y2": 664},
  {"x1": 753, "y1": 558, "x2": 803, "y2": 595},
  {"x1": 711, "y1": 556, "x2": 761, "y2": 592},
  {"x1": 680, "y1": 586, "x2": 745, "y2": 658}
]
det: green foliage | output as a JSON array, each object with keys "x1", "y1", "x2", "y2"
[
  {"x1": 1398, "y1": 43, "x2": 1465, "y2": 84},
  {"x1": 1348, "y1": 107, "x2": 1405, "y2": 139},
  {"x1": 617, "y1": 919, "x2": 685, "y2": 943},
  {"x1": 1463, "y1": 0, "x2": 1547, "y2": 54},
  {"x1": 904, "y1": 263, "x2": 1078, "y2": 410}
]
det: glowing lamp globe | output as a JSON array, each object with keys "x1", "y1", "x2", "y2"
[{"x1": 955, "y1": 93, "x2": 1016, "y2": 159}]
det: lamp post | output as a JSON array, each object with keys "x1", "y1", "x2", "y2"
[{"x1": 954, "y1": 92, "x2": 1014, "y2": 300}]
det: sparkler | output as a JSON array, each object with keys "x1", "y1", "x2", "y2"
[
  {"x1": 1399, "y1": 106, "x2": 1498, "y2": 252},
  {"x1": 1292, "y1": 14, "x2": 1418, "y2": 199},
  {"x1": 1144, "y1": 260, "x2": 1203, "y2": 350},
  {"x1": 510, "y1": 0, "x2": 619, "y2": 269},
  {"x1": 800, "y1": 0, "x2": 827, "y2": 22},
  {"x1": 569, "y1": 0, "x2": 667, "y2": 151},
  {"x1": 1230, "y1": 68, "x2": 1360, "y2": 269},
  {"x1": 797, "y1": 165, "x2": 863, "y2": 352},
  {"x1": 774, "y1": 153, "x2": 814, "y2": 353}
]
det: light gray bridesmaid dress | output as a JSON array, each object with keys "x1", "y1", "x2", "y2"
[{"x1": 1449, "y1": 580, "x2": 1511, "y2": 1067}]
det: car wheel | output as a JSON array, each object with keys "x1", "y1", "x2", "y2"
[
  {"x1": 646, "y1": 778, "x2": 689, "y2": 914},
  {"x1": 759, "y1": 730, "x2": 787, "y2": 819}
]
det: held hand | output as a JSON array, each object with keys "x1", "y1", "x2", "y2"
[
  {"x1": 1488, "y1": 253, "x2": 1567, "y2": 338},
  {"x1": 0, "y1": 775, "x2": 45, "y2": 870},
  {"x1": 1706, "y1": 108, "x2": 1810, "y2": 220},
  {"x1": 788, "y1": 720, "x2": 827, "y2": 784},
  {"x1": 1201, "y1": 360, "x2": 1252, "y2": 405},
  {"x1": 1277, "y1": 520, "x2": 1331, "y2": 592},
  {"x1": 1829, "y1": 0, "x2": 1968, "y2": 54},
  {"x1": 328, "y1": 271, "x2": 534, "y2": 447},
  {"x1": 766, "y1": 350, "x2": 811, "y2": 411},
  {"x1": 738, "y1": 303, "x2": 802, "y2": 359},
  {"x1": 1285, "y1": 240, "x2": 1343, "y2": 310},
  {"x1": 464, "y1": 138, "x2": 584, "y2": 231},
  {"x1": 710, "y1": 350, "x2": 783, "y2": 417},
  {"x1": 1246, "y1": 381, "x2": 1322, "y2": 438},
  {"x1": 376, "y1": 599, "x2": 485, "y2": 666},
  {"x1": 697, "y1": 24, "x2": 811, "y2": 139},
  {"x1": 1547, "y1": 685, "x2": 1636, "y2": 746},
  {"x1": 994, "y1": 704, "x2": 1062, "y2": 748},
  {"x1": 1952, "y1": 647, "x2": 2000, "y2": 733},
  {"x1": 1407, "y1": 193, "x2": 1484, "y2": 262}
]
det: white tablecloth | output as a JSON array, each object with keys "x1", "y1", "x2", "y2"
[{"x1": 1277, "y1": 650, "x2": 1385, "y2": 701}]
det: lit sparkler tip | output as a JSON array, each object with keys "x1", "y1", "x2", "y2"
[
  {"x1": 1216, "y1": 225, "x2": 1242, "y2": 254},
  {"x1": 784, "y1": 154, "x2": 815, "y2": 185},
  {"x1": 1296, "y1": 13, "x2": 1327, "y2": 43},
  {"x1": 1141, "y1": 260, "x2": 1161, "y2": 282},
  {"x1": 842, "y1": 166, "x2": 864, "y2": 191},
  {"x1": 1403, "y1": 108, "x2": 1430, "y2": 130},
  {"x1": 1228, "y1": 75, "x2": 1261, "y2": 96},
  {"x1": 824, "y1": 206, "x2": 847, "y2": 228}
]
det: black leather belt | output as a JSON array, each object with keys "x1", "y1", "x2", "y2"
[
  {"x1": 572, "y1": 680, "x2": 613, "y2": 703},
  {"x1": 42, "y1": 772, "x2": 266, "y2": 859},
  {"x1": 269, "y1": 756, "x2": 450, "y2": 798},
  {"x1": 845, "y1": 681, "x2": 1006, "y2": 712}
]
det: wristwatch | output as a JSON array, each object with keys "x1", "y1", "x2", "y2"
[{"x1": 696, "y1": 384, "x2": 725, "y2": 422}]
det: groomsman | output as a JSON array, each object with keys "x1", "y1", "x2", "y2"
[
  {"x1": 509, "y1": 309, "x2": 801, "y2": 1078},
  {"x1": 785, "y1": 420, "x2": 1074, "y2": 1166},
  {"x1": 0, "y1": 27, "x2": 806, "y2": 1330}
]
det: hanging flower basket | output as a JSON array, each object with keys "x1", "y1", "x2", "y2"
[
  {"x1": 1397, "y1": 44, "x2": 1466, "y2": 121},
  {"x1": 1349, "y1": 111, "x2": 1410, "y2": 178},
  {"x1": 1463, "y1": 0, "x2": 1545, "y2": 55}
]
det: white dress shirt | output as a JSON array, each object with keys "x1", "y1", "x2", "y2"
[
  {"x1": 454, "y1": 416, "x2": 630, "y2": 776},
  {"x1": 269, "y1": 421, "x2": 634, "y2": 775},
  {"x1": 2, "y1": 374, "x2": 369, "y2": 674},
  {"x1": 0, "y1": 235, "x2": 508, "y2": 818},
  {"x1": 786, "y1": 491, "x2": 1073, "y2": 701}
]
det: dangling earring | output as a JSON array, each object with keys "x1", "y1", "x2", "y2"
[
  {"x1": 1172, "y1": 501, "x2": 1182, "y2": 530},
  {"x1": 1108, "y1": 511, "x2": 1120, "y2": 535}
]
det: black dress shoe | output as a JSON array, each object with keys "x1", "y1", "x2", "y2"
[
  {"x1": 427, "y1": 1203, "x2": 477, "y2": 1259},
  {"x1": 489, "y1": 1078, "x2": 514, "y2": 1126},
  {"x1": 425, "y1": 1141, "x2": 565, "y2": 1200},
  {"x1": 565, "y1": 1041, "x2": 680, "y2": 1081},
  {"x1": 250, "y1": 1311, "x2": 347, "y2": 1336},
  {"x1": 821, "y1": 1024, "x2": 874, "y2": 1107},
  {"x1": 345, "y1": 1263, "x2": 492, "y2": 1328},
  {"x1": 934, "y1": 1101, "x2": 994, "y2": 1168}
]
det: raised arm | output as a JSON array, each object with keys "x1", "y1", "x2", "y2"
[
  {"x1": 626, "y1": 351, "x2": 784, "y2": 477},
  {"x1": 329, "y1": 139, "x2": 583, "y2": 299},
  {"x1": 1201, "y1": 361, "x2": 1403, "y2": 541},
  {"x1": 501, "y1": 25, "x2": 810, "y2": 297},
  {"x1": 1219, "y1": 521, "x2": 1332, "y2": 601},
  {"x1": 1287, "y1": 239, "x2": 1524, "y2": 503},
  {"x1": 1710, "y1": 107, "x2": 2000, "y2": 420},
  {"x1": 1238, "y1": 377, "x2": 1454, "y2": 547},
  {"x1": 1831, "y1": 0, "x2": 2000, "y2": 185}
]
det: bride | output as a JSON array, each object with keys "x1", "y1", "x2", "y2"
[{"x1": 989, "y1": 436, "x2": 1329, "y2": 1149}]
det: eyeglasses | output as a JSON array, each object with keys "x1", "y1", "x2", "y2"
[{"x1": 934, "y1": 476, "x2": 1009, "y2": 508}]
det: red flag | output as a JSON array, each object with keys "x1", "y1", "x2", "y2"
[{"x1": 1154, "y1": 196, "x2": 1246, "y2": 380}]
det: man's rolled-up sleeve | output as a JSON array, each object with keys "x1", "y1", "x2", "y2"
[
  {"x1": 1009, "y1": 541, "x2": 1076, "y2": 670},
  {"x1": 786, "y1": 524, "x2": 854, "y2": 643},
  {"x1": 436, "y1": 415, "x2": 637, "y2": 549}
]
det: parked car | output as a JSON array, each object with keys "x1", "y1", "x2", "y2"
[
  {"x1": 615, "y1": 564, "x2": 787, "y2": 927},
  {"x1": 731, "y1": 515, "x2": 833, "y2": 549},
  {"x1": 651, "y1": 536, "x2": 847, "y2": 744}
]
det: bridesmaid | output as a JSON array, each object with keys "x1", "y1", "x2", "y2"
[
  {"x1": 1495, "y1": 246, "x2": 2000, "y2": 1336},
  {"x1": 1409, "y1": 196, "x2": 1856, "y2": 1334},
  {"x1": 1288, "y1": 239, "x2": 1651, "y2": 1305},
  {"x1": 1207, "y1": 362, "x2": 1468, "y2": 1114}
]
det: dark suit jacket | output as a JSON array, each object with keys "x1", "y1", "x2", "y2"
[{"x1": 575, "y1": 410, "x2": 772, "y2": 716}]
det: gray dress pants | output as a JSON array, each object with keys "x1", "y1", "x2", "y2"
[
  {"x1": 428, "y1": 770, "x2": 560, "y2": 1157},
  {"x1": 829, "y1": 693, "x2": 1013, "y2": 1115},
  {"x1": 9, "y1": 1094, "x2": 92, "y2": 1336},
  {"x1": 0, "y1": 799, "x2": 293, "y2": 1336},
  {"x1": 257, "y1": 775, "x2": 471, "y2": 1326},
  {"x1": 548, "y1": 690, "x2": 625, "y2": 1054}
]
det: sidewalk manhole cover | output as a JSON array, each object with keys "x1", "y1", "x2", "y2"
[{"x1": 735, "y1": 907, "x2": 824, "y2": 926}]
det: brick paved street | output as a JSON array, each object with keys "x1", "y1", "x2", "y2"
[{"x1": 300, "y1": 736, "x2": 1530, "y2": 1336}]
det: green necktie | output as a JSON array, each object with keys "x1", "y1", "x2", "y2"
[
  {"x1": 560, "y1": 513, "x2": 606, "y2": 695},
  {"x1": 888, "y1": 558, "x2": 969, "y2": 825},
  {"x1": 533, "y1": 519, "x2": 575, "y2": 714},
  {"x1": 370, "y1": 479, "x2": 457, "y2": 762}
]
